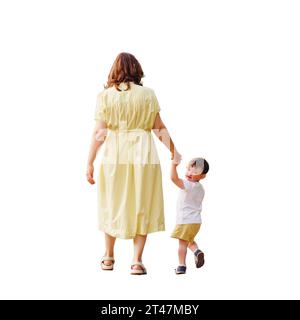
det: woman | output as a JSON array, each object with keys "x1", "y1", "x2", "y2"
[{"x1": 86, "y1": 52, "x2": 181, "y2": 275}]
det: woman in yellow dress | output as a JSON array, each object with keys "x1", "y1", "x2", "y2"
[{"x1": 86, "y1": 52, "x2": 181, "y2": 275}]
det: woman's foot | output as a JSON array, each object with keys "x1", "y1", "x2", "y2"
[
  {"x1": 131, "y1": 262, "x2": 147, "y2": 275},
  {"x1": 175, "y1": 265, "x2": 186, "y2": 275},
  {"x1": 101, "y1": 256, "x2": 115, "y2": 271}
]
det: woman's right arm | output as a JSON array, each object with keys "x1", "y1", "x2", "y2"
[
  {"x1": 86, "y1": 120, "x2": 107, "y2": 184},
  {"x1": 152, "y1": 113, "x2": 182, "y2": 164}
]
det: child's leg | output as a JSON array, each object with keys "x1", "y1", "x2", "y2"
[
  {"x1": 188, "y1": 242, "x2": 205, "y2": 269},
  {"x1": 178, "y1": 239, "x2": 189, "y2": 266},
  {"x1": 188, "y1": 241, "x2": 199, "y2": 253},
  {"x1": 188, "y1": 224, "x2": 202, "y2": 253},
  {"x1": 103, "y1": 232, "x2": 116, "y2": 266}
]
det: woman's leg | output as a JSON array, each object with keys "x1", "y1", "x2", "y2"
[
  {"x1": 103, "y1": 232, "x2": 116, "y2": 266},
  {"x1": 132, "y1": 234, "x2": 147, "y2": 270},
  {"x1": 178, "y1": 239, "x2": 189, "y2": 265}
]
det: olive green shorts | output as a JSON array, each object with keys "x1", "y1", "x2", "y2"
[{"x1": 171, "y1": 223, "x2": 201, "y2": 242}]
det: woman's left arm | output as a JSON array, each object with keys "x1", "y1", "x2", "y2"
[
  {"x1": 152, "y1": 113, "x2": 182, "y2": 163},
  {"x1": 86, "y1": 120, "x2": 107, "y2": 184}
]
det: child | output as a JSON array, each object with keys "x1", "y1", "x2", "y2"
[{"x1": 170, "y1": 157, "x2": 209, "y2": 274}]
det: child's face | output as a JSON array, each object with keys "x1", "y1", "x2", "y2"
[{"x1": 185, "y1": 164, "x2": 206, "y2": 182}]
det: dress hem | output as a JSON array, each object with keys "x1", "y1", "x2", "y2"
[{"x1": 99, "y1": 225, "x2": 165, "y2": 239}]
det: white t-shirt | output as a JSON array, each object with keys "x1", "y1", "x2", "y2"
[{"x1": 176, "y1": 179, "x2": 205, "y2": 224}]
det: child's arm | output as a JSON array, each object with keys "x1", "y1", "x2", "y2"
[{"x1": 171, "y1": 162, "x2": 185, "y2": 189}]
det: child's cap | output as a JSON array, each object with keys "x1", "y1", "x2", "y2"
[{"x1": 187, "y1": 157, "x2": 206, "y2": 175}]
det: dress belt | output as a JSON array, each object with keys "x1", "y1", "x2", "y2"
[{"x1": 110, "y1": 128, "x2": 151, "y2": 132}]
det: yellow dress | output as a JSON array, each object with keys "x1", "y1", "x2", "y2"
[{"x1": 94, "y1": 81, "x2": 164, "y2": 239}]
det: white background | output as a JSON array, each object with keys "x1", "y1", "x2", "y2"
[{"x1": 0, "y1": 0, "x2": 300, "y2": 300}]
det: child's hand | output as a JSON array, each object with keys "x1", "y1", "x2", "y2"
[
  {"x1": 170, "y1": 154, "x2": 185, "y2": 189},
  {"x1": 172, "y1": 159, "x2": 180, "y2": 166}
]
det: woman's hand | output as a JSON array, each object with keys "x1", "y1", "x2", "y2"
[{"x1": 86, "y1": 164, "x2": 95, "y2": 184}]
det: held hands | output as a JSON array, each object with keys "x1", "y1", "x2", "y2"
[
  {"x1": 171, "y1": 149, "x2": 182, "y2": 165},
  {"x1": 86, "y1": 164, "x2": 95, "y2": 184}
]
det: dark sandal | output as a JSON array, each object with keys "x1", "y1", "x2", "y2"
[
  {"x1": 175, "y1": 265, "x2": 186, "y2": 274},
  {"x1": 194, "y1": 249, "x2": 205, "y2": 268}
]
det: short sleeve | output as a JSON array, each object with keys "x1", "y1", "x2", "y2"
[
  {"x1": 149, "y1": 90, "x2": 161, "y2": 114},
  {"x1": 94, "y1": 92, "x2": 107, "y2": 122},
  {"x1": 183, "y1": 180, "x2": 193, "y2": 190}
]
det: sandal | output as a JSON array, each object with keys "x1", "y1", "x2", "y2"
[
  {"x1": 101, "y1": 256, "x2": 115, "y2": 271},
  {"x1": 175, "y1": 265, "x2": 186, "y2": 275},
  {"x1": 194, "y1": 249, "x2": 205, "y2": 268},
  {"x1": 131, "y1": 262, "x2": 147, "y2": 275}
]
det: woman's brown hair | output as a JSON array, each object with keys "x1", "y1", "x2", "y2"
[{"x1": 105, "y1": 52, "x2": 144, "y2": 91}]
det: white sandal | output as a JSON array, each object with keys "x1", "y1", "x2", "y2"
[
  {"x1": 131, "y1": 262, "x2": 147, "y2": 275},
  {"x1": 101, "y1": 256, "x2": 115, "y2": 271}
]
